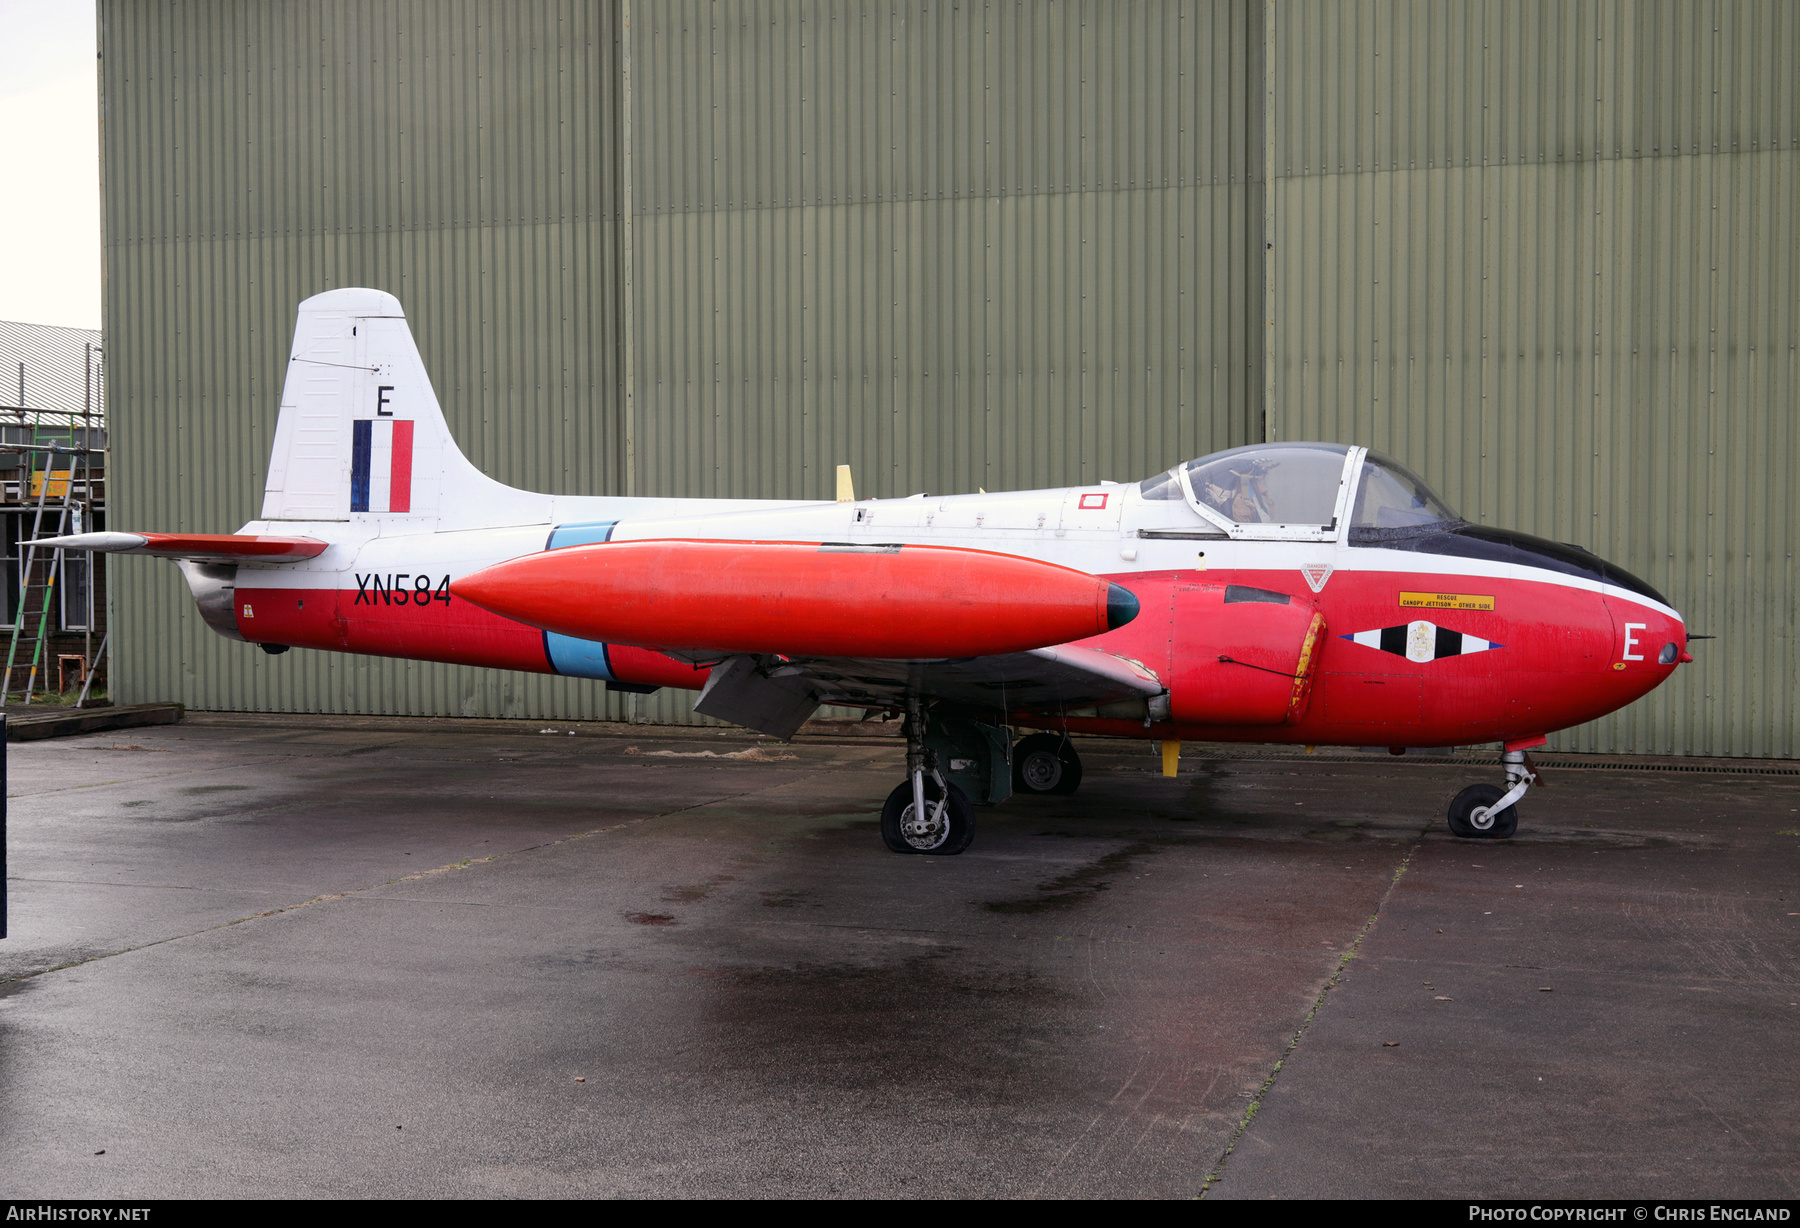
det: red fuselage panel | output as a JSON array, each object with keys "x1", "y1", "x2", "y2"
[
  {"x1": 1039, "y1": 567, "x2": 1679, "y2": 746},
  {"x1": 231, "y1": 562, "x2": 1680, "y2": 748},
  {"x1": 240, "y1": 586, "x2": 552, "y2": 674}
]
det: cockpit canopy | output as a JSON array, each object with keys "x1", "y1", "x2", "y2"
[{"x1": 1138, "y1": 443, "x2": 1459, "y2": 540}]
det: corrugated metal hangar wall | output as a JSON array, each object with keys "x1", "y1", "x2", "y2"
[{"x1": 102, "y1": 1, "x2": 1797, "y2": 757}]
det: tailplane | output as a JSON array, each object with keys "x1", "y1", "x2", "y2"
[{"x1": 261, "y1": 288, "x2": 547, "y2": 530}]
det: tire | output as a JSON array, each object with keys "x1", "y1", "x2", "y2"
[
  {"x1": 1447, "y1": 783, "x2": 1519, "y2": 840},
  {"x1": 880, "y1": 778, "x2": 976, "y2": 855},
  {"x1": 1013, "y1": 733, "x2": 1083, "y2": 796}
]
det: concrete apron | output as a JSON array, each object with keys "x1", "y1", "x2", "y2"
[{"x1": 0, "y1": 717, "x2": 1794, "y2": 1198}]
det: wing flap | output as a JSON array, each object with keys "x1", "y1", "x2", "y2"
[{"x1": 32, "y1": 531, "x2": 329, "y2": 563}]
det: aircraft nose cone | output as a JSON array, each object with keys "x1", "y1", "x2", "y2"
[{"x1": 1106, "y1": 582, "x2": 1140, "y2": 630}]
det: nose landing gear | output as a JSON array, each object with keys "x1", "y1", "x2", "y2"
[{"x1": 1447, "y1": 748, "x2": 1539, "y2": 839}]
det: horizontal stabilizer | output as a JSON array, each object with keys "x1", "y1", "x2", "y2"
[{"x1": 31, "y1": 531, "x2": 329, "y2": 563}]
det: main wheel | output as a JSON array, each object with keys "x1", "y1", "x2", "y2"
[
  {"x1": 1447, "y1": 784, "x2": 1519, "y2": 839},
  {"x1": 1012, "y1": 733, "x2": 1083, "y2": 796},
  {"x1": 881, "y1": 778, "x2": 976, "y2": 855}
]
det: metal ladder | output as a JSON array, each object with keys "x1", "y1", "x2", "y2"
[{"x1": 2, "y1": 441, "x2": 87, "y2": 705}]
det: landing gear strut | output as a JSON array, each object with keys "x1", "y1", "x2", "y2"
[
  {"x1": 1447, "y1": 749, "x2": 1538, "y2": 839},
  {"x1": 880, "y1": 697, "x2": 976, "y2": 855}
]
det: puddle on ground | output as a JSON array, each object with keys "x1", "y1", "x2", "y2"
[
  {"x1": 661, "y1": 875, "x2": 739, "y2": 903},
  {"x1": 983, "y1": 842, "x2": 1155, "y2": 915}
]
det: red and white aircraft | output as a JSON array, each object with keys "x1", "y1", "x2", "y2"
[{"x1": 48, "y1": 289, "x2": 1691, "y2": 853}]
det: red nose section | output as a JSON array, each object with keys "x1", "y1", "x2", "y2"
[{"x1": 451, "y1": 539, "x2": 1135, "y2": 658}]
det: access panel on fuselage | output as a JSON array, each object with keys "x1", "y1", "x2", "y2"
[{"x1": 1168, "y1": 583, "x2": 1321, "y2": 725}]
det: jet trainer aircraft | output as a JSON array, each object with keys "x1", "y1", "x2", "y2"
[{"x1": 47, "y1": 289, "x2": 1691, "y2": 853}]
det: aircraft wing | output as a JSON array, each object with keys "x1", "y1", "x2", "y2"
[
  {"x1": 29, "y1": 531, "x2": 329, "y2": 563},
  {"x1": 790, "y1": 642, "x2": 1163, "y2": 711},
  {"x1": 682, "y1": 642, "x2": 1165, "y2": 740},
  {"x1": 450, "y1": 537, "x2": 1163, "y2": 739}
]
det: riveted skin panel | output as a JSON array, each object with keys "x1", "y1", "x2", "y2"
[{"x1": 1166, "y1": 584, "x2": 1319, "y2": 726}]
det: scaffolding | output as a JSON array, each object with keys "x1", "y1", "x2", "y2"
[{"x1": 0, "y1": 335, "x2": 108, "y2": 707}]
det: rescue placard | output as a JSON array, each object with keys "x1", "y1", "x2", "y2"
[{"x1": 1399, "y1": 591, "x2": 1496, "y2": 611}]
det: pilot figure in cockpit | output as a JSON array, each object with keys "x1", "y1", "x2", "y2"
[{"x1": 1200, "y1": 457, "x2": 1277, "y2": 523}]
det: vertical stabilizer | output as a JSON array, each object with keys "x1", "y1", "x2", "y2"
[{"x1": 260, "y1": 288, "x2": 549, "y2": 529}]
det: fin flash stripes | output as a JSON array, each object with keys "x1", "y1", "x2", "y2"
[{"x1": 351, "y1": 419, "x2": 415, "y2": 514}]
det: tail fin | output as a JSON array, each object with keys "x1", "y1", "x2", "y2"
[{"x1": 260, "y1": 288, "x2": 548, "y2": 530}]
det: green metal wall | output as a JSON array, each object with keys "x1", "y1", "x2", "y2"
[
  {"x1": 102, "y1": 0, "x2": 634, "y2": 719},
  {"x1": 103, "y1": 0, "x2": 1265, "y2": 725},
  {"x1": 629, "y1": 0, "x2": 1266, "y2": 504},
  {"x1": 104, "y1": 1, "x2": 1798, "y2": 755},
  {"x1": 1266, "y1": 0, "x2": 1800, "y2": 756}
]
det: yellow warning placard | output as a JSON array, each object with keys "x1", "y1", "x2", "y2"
[
  {"x1": 1400, "y1": 591, "x2": 1495, "y2": 611},
  {"x1": 29, "y1": 472, "x2": 70, "y2": 500}
]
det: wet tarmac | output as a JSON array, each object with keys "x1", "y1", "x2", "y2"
[{"x1": 0, "y1": 715, "x2": 1795, "y2": 1198}]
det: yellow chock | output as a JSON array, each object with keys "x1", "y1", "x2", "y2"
[
  {"x1": 1161, "y1": 739, "x2": 1181, "y2": 778},
  {"x1": 836, "y1": 464, "x2": 855, "y2": 503},
  {"x1": 1305, "y1": 744, "x2": 1316, "y2": 755}
]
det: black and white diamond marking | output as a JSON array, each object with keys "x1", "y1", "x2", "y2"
[{"x1": 1342, "y1": 619, "x2": 1502, "y2": 663}]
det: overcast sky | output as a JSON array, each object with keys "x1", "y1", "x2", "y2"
[{"x1": 0, "y1": 0, "x2": 100, "y2": 330}]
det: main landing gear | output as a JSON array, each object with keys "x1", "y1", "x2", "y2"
[
  {"x1": 1011, "y1": 732, "x2": 1083, "y2": 796},
  {"x1": 1447, "y1": 748, "x2": 1540, "y2": 839},
  {"x1": 881, "y1": 697, "x2": 977, "y2": 855},
  {"x1": 877, "y1": 707, "x2": 1084, "y2": 855}
]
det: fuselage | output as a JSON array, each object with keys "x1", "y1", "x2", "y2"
[{"x1": 216, "y1": 478, "x2": 1685, "y2": 749}]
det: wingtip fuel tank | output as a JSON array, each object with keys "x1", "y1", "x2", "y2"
[{"x1": 452, "y1": 539, "x2": 1137, "y2": 659}]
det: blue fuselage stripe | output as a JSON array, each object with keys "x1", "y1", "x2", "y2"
[{"x1": 542, "y1": 520, "x2": 619, "y2": 678}]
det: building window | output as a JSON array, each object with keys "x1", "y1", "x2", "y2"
[
  {"x1": 60, "y1": 552, "x2": 91, "y2": 630},
  {"x1": 0, "y1": 512, "x2": 22, "y2": 629}
]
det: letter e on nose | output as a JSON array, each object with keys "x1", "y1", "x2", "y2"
[{"x1": 1622, "y1": 622, "x2": 1647, "y2": 661}]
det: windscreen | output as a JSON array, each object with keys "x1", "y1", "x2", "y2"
[{"x1": 1351, "y1": 452, "x2": 1459, "y2": 531}]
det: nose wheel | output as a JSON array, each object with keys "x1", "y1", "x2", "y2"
[
  {"x1": 1447, "y1": 783, "x2": 1519, "y2": 839},
  {"x1": 1447, "y1": 749, "x2": 1538, "y2": 839}
]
